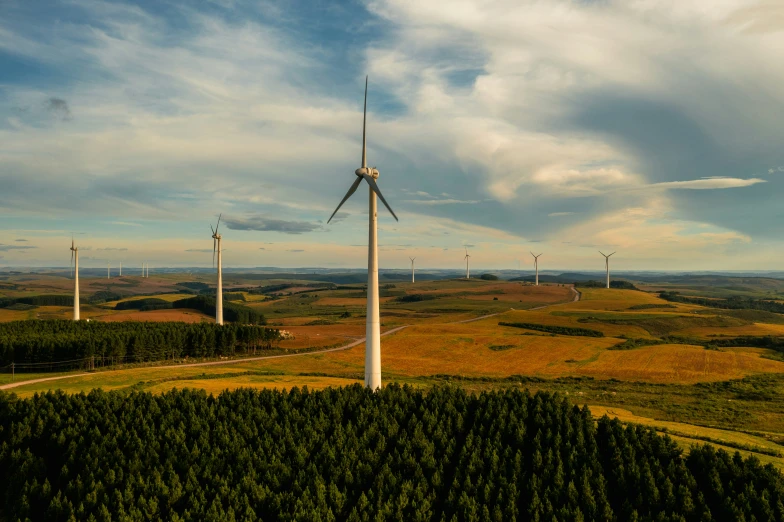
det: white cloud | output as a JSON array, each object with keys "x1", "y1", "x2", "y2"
[{"x1": 650, "y1": 177, "x2": 766, "y2": 190}]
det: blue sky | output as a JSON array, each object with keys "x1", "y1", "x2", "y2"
[{"x1": 1, "y1": 0, "x2": 782, "y2": 270}]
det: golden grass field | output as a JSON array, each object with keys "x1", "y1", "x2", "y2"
[{"x1": 99, "y1": 309, "x2": 212, "y2": 323}]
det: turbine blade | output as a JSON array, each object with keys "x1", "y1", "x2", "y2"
[
  {"x1": 362, "y1": 174, "x2": 398, "y2": 221},
  {"x1": 328, "y1": 176, "x2": 363, "y2": 223},
  {"x1": 609, "y1": 251, "x2": 616, "y2": 257},
  {"x1": 362, "y1": 75, "x2": 368, "y2": 168},
  {"x1": 599, "y1": 251, "x2": 606, "y2": 257},
  {"x1": 216, "y1": 213, "x2": 222, "y2": 233},
  {"x1": 211, "y1": 225, "x2": 215, "y2": 235},
  {"x1": 213, "y1": 239, "x2": 216, "y2": 267}
]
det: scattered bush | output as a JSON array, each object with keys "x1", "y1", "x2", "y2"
[{"x1": 499, "y1": 321, "x2": 604, "y2": 337}]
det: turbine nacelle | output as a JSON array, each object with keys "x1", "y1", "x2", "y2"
[{"x1": 355, "y1": 167, "x2": 380, "y2": 179}]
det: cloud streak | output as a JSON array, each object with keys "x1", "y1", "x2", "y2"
[
  {"x1": 650, "y1": 177, "x2": 766, "y2": 190},
  {"x1": 223, "y1": 216, "x2": 321, "y2": 234}
]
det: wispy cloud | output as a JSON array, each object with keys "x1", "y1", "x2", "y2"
[
  {"x1": 650, "y1": 177, "x2": 765, "y2": 190},
  {"x1": 769, "y1": 166, "x2": 784, "y2": 174},
  {"x1": 15, "y1": 239, "x2": 28, "y2": 242},
  {"x1": 44, "y1": 97, "x2": 71, "y2": 121},
  {"x1": 96, "y1": 247, "x2": 128, "y2": 251},
  {"x1": 224, "y1": 216, "x2": 321, "y2": 234},
  {"x1": 110, "y1": 221, "x2": 143, "y2": 227},
  {"x1": 0, "y1": 244, "x2": 37, "y2": 251},
  {"x1": 405, "y1": 198, "x2": 482, "y2": 205},
  {"x1": 548, "y1": 212, "x2": 574, "y2": 217},
  {"x1": 287, "y1": 249, "x2": 304, "y2": 252},
  {"x1": 185, "y1": 248, "x2": 214, "y2": 253}
]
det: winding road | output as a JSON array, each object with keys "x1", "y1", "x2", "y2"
[{"x1": 1, "y1": 285, "x2": 582, "y2": 391}]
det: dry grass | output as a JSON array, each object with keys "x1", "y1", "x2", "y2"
[
  {"x1": 312, "y1": 297, "x2": 395, "y2": 306},
  {"x1": 144, "y1": 375, "x2": 360, "y2": 395},
  {"x1": 107, "y1": 293, "x2": 194, "y2": 305},
  {"x1": 98, "y1": 309, "x2": 212, "y2": 323},
  {"x1": 278, "y1": 324, "x2": 365, "y2": 349},
  {"x1": 569, "y1": 288, "x2": 665, "y2": 310},
  {"x1": 678, "y1": 323, "x2": 784, "y2": 337}
]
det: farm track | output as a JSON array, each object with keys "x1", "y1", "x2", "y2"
[{"x1": 1, "y1": 285, "x2": 580, "y2": 391}]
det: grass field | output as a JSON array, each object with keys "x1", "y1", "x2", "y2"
[{"x1": 6, "y1": 274, "x2": 784, "y2": 464}]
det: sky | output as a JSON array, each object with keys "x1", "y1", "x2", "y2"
[{"x1": 0, "y1": 0, "x2": 783, "y2": 271}]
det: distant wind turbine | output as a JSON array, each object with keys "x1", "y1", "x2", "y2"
[
  {"x1": 600, "y1": 251, "x2": 616, "y2": 289},
  {"x1": 119, "y1": 261, "x2": 122, "y2": 277},
  {"x1": 464, "y1": 247, "x2": 471, "y2": 279},
  {"x1": 70, "y1": 238, "x2": 80, "y2": 321},
  {"x1": 212, "y1": 214, "x2": 224, "y2": 325},
  {"x1": 107, "y1": 261, "x2": 110, "y2": 280},
  {"x1": 327, "y1": 76, "x2": 398, "y2": 391},
  {"x1": 531, "y1": 252, "x2": 542, "y2": 286},
  {"x1": 409, "y1": 257, "x2": 416, "y2": 283}
]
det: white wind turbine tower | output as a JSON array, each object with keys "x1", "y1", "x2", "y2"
[
  {"x1": 599, "y1": 251, "x2": 616, "y2": 289},
  {"x1": 107, "y1": 261, "x2": 110, "y2": 280},
  {"x1": 119, "y1": 261, "x2": 122, "y2": 277},
  {"x1": 464, "y1": 247, "x2": 471, "y2": 279},
  {"x1": 211, "y1": 214, "x2": 224, "y2": 325},
  {"x1": 328, "y1": 76, "x2": 398, "y2": 391},
  {"x1": 70, "y1": 239, "x2": 80, "y2": 321},
  {"x1": 409, "y1": 257, "x2": 416, "y2": 283},
  {"x1": 531, "y1": 252, "x2": 542, "y2": 286}
]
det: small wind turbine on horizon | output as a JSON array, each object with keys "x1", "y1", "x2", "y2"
[
  {"x1": 409, "y1": 257, "x2": 416, "y2": 283},
  {"x1": 600, "y1": 251, "x2": 616, "y2": 289},
  {"x1": 107, "y1": 261, "x2": 110, "y2": 280},
  {"x1": 211, "y1": 214, "x2": 224, "y2": 325},
  {"x1": 70, "y1": 238, "x2": 80, "y2": 321},
  {"x1": 119, "y1": 261, "x2": 122, "y2": 277},
  {"x1": 531, "y1": 252, "x2": 542, "y2": 286},
  {"x1": 327, "y1": 76, "x2": 398, "y2": 391},
  {"x1": 464, "y1": 247, "x2": 471, "y2": 279}
]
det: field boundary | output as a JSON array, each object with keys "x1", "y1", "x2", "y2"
[{"x1": 0, "y1": 325, "x2": 409, "y2": 391}]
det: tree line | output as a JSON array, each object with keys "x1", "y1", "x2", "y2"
[
  {"x1": 1, "y1": 386, "x2": 782, "y2": 521},
  {"x1": 114, "y1": 295, "x2": 265, "y2": 324},
  {"x1": 499, "y1": 321, "x2": 605, "y2": 337},
  {"x1": 659, "y1": 292, "x2": 784, "y2": 314},
  {"x1": 0, "y1": 320, "x2": 280, "y2": 365}
]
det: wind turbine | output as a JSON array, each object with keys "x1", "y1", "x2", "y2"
[
  {"x1": 531, "y1": 252, "x2": 542, "y2": 286},
  {"x1": 409, "y1": 257, "x2": 416, "y2": 283},
  {"x1": 107, "y1": 261, "x2": 110, "y2": 280},
  {"x1": 599, "y1": 251, "x2": 616, "y2": 288},
  {"x1": 119, "y1": 261, "x2": 122, "y2": 277},
  {"x1": 70, "y1": 239, "x2": 80, "y2": 320},
  {"x1": 464, "y1": 247, "x2": 471, "y2": 279},
  {"x1": 211, "y1": 214, "x2": 224, "y2": 325},
  {"x1": 327, "y1": 76, "x2": 398, "y2": 391}
]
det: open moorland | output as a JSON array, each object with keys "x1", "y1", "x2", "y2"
[{"x1": 4, "y1": 271, "x2": 784, "y2": 468}]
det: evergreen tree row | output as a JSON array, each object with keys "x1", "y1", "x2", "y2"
[
  {"x1": 0, "y1": 320, "x2": 279, "y2": 365},
  {"x1": 1, "y1": 386, "x2": 782, "y2": 521}
]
